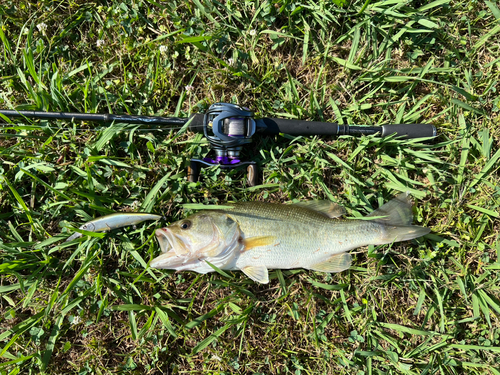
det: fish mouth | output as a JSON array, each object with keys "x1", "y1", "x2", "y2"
[
  {"x1": 151, "y1": 230, "x2": 205, "y2": 270},
  {"x1": 155, "y1": 227, "x2": 190, "y2": 256},
  {"x1": 150, "y1": 251, "x2": 208, "y2": 271},
  {"x1": 150, "y1": 251, "x2": 184, "y2": 269},
  {"x1": 155, "y1": 228, "x2": 172, "y2": 253},
  {"x1": 152, "y1": 228, "x2": 192, "y2": 269},
  {"x1": 150, "y1": 251, "x2": 176, "y2": 268}
]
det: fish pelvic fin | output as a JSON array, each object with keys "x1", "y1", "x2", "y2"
[
  {"x1": 367, "y1": 193, "x2": 430, "y2": 243},
  {"x1": 310, "y1": 252, "x2": 352, "y2": 273},
  {"x1": 293, "y1": 201, "x2": 346, "y2": 218},
  {"x1": 242, "y1": 265, "x2": 269, "y2": 284},
  {"x1": 241, "y1": 235, "x2": 277, "y2": 252}
]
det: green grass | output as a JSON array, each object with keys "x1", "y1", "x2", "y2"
[{"x1": 1, "y1": 0, "x2": 500, "y2": 373}]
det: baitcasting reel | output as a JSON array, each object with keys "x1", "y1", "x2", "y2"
[{"x1": 188, "y1": 103, "x2": 258, "y2": 186}]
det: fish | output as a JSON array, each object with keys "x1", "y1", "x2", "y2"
[
  {"x1": 150, "y1": 193, "x2": 430, "y2": 284},
  {"x1": 65, "y1": 212, "x2": 162, "y2": 242}
]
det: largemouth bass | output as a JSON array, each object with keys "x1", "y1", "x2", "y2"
[
  {"x1": 66, "y1": 212, "x2": 162, "y2": 242},
  {"x1": 151, "y1": 193, "x2": 429, "y2": 283}
]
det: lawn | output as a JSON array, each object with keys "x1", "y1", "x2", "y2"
[{"x1": 1, "y1": 0, "x2": 500, "y2": 373}]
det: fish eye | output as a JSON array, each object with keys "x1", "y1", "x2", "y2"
[{"x1": 180, "y1": 220, "x2": 192, "y2": 230}]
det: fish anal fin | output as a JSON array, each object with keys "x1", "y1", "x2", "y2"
[
  {"x1": 242, "y1": 265, "x2": 269, "y2": 284},
  {"x1": 293, "y1": 201, "x2": 346, "y2": 218},
  {"x1": 242, "y1": 235, "x2": 277, "y2": 251},
  {"x1": 310, "y1": 252, "x2": 352, "y2": 273}
]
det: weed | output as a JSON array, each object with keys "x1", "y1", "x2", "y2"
[{"x1": 1, "y1": 0, "x2": 499, "y2": 374}]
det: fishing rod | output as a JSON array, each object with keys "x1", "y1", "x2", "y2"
[{"x1": 1, "y1": 103, "x2": 436, "y2": 186}]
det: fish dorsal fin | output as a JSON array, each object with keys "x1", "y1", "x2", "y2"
[
  {"x1": 310, "y1": 252, "x2": 352, "y2": 273},
  {"x1": 293, "y1": 201, "x2": 346, "y2": 218},
  {"x1": 242, "y1": 235, "x2": 277, "y2": 251},
  {"x1": 242, "y1": 265, "x2": 269, "y2": 284},
  {"x1": 366, "y1": 192, "x2": 413, "y2": 226}
]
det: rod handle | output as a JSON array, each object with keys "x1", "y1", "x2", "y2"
[
  {"x1": 256, "y1": 118, "x2": 341, "y2": 136},
  {"x1": 255, "y1": 118, "x2": 436, "y2": 139}
]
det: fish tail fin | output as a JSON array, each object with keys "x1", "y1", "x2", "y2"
[
  {"x1": 368, "y1": 192, "x2": 430, "y2": 243},
  {"x1": 379, "y1": 225, "x2": 430, "y2": 243}
]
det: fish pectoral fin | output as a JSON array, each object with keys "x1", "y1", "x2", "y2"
[
  {"x1": 293, "y1": 200, "x2": 346, "y2": 218},
  {"x1": 242, "y1": 265, "x2": 269, "y2": 284},
  {"x1": 310, "y1": 252, "x2": 352, "y2": 273},
  {"x1": 242, "y1": 236, "x2": 277, "y2": 251}
]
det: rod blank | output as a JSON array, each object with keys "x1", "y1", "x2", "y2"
[{"x1": 0, "y1": 109, "x2": 187, "y2": 126}]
